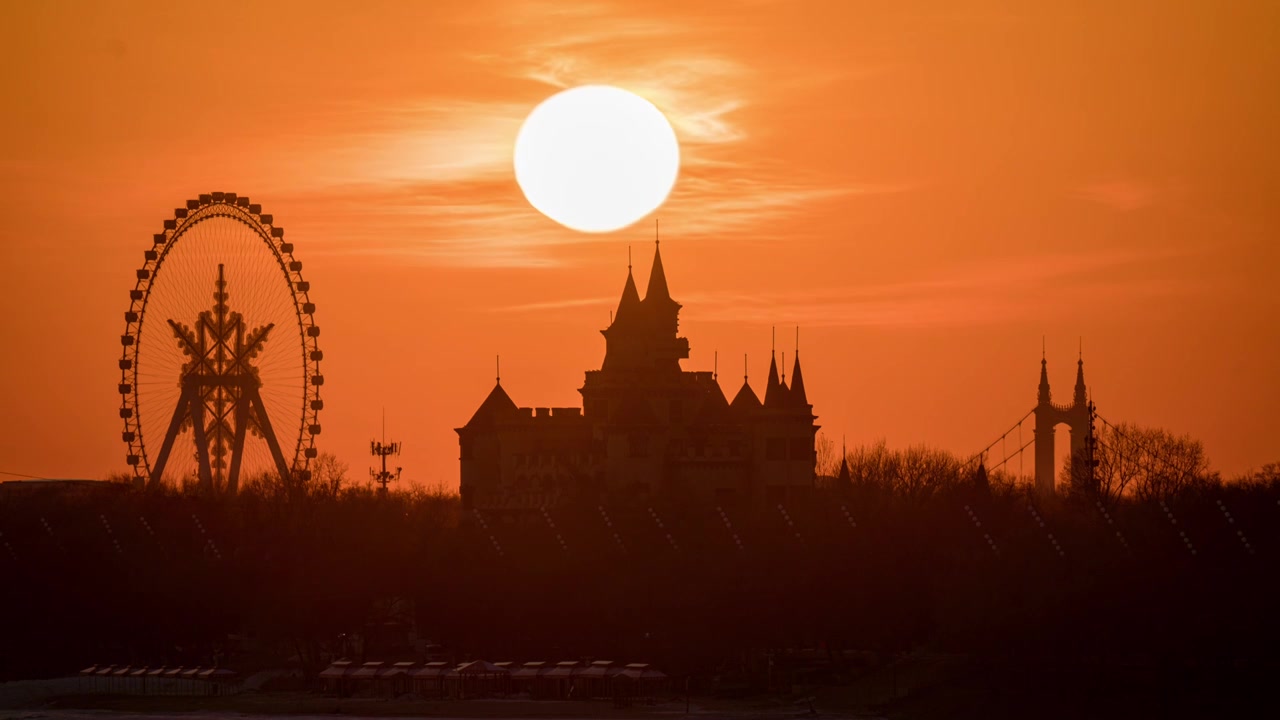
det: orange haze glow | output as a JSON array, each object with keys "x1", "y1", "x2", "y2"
[{"x1": 1, "y1": 1, "x2": 1277, "y2": 486}]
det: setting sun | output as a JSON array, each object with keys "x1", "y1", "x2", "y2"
[{"x1": 513, "y1": 85, "x2": 680, "y2": 233}]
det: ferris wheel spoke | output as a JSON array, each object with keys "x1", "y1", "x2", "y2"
[{"x1": 119, "y1": 195, "x2": 321, "y2": 491}]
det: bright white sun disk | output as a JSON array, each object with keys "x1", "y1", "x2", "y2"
[{"x1": 514, "y1": 85, "x2": 680, "y2": 233}]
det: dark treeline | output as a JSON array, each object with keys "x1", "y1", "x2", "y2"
[{"x1": 2, "y1": 442, "x2": 1279, "y2": 693}]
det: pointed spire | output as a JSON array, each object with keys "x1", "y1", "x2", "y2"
[
  {"x1": 612, "y1": 260, "x2": 641, "y2": 326},
  {"x1": 790, "y1": 351, "x2": 808, "y2": 407},
  {"x1": 974, "y1": 459, "x2": 989, "y2": 492},
  {"x1": 1074, "y1": 339, "x2": 1087, "y2": 406},
  {"x1": 644, "y1": 236, "x2": 672, "y2": 304},
  {"x1": 731, "y1": 355, "x2": 760, "y2": 412},
  {"x1": 1038, "y1": 340, "x2": 1052, "y2": 405},
  {"x1": 764, "y1": 350, "x2": 787, "y2": 408}
]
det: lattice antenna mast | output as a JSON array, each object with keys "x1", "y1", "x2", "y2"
[
  {"x1": 370, "y1": 407, "x2": 401, "y2": 496},
  {"x1": 1085, "y1": 392, "x2": 1099, "y2": 489}
]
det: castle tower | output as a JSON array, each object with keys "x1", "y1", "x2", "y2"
[
  {"x1": 1033, "y1": 346, "x2": 1091, "y2": 497},
  {"x1": 461, "y1": 240, "x2": 819, "y2": 511}
]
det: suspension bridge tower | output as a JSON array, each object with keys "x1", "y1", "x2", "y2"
[{"x1": 1033, "y1": 346, "x2": 1090, "y2": 496}]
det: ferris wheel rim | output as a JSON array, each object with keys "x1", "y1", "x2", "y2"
[{"x1": 117, "y1": 192, "x2": 323, "y2": 487}]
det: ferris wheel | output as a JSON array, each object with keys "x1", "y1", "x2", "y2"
[{"x1": 118, "y1": 192, "x2": 323, "y2": 492}]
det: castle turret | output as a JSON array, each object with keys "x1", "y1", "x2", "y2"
[
  {"x1": 789, "y1": 352, "x2": 808, "y2": 408},
  {"x1": 763, "y1": 353, "x2": 787, "y2": 408},
  {"x1": 600, "y1": 243, "x2": 688, "y2": 372},
  {"x1": 614, "y1": 264, "x2": 641, "y2": 325},
  {"x1": 731, "y1": 378, "x2": 762, "y2": 413}
]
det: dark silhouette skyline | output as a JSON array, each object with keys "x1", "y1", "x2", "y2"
[{"x1": 457, "y1": 242, "x2": 818, "y2": 510}]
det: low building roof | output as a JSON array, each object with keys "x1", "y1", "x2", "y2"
[
  {"x1": 544, "y1": 661, "x2": 583, "y2": 678},
  {"x1": 579, "y1": 660, "x2": 616, "y2": 678},
  {"x1": 411, "y1": 661, "x2": 451, "y2": 678},
  {"x1": 456, "y1": 660, "x2": 509, "y2": 675}
]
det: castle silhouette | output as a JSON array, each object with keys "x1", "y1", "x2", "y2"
[{"x1": 457, "y1": 242, "x2": 818, "y2": 510}]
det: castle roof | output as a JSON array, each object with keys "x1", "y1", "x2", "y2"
[
  {"x1": 643, "y1": 241, "x2": 675, "y2": 306},
  {"x1": 693, "y1": 382, "x2": 733, "y2": 425},
  {"x1": 730, "y1": 379, "x2": 762, "y2": 413},
  {"x1": 614, "y1": 266, "x2": 641, "y2": 326},
  {"x1": 461, "y1": 382, "x2": 518, "y2": 430},
  {"x1": 763, "y1": 354, "x2": 788, "y2": 409},
  {"x1": 789, "y1": 353, "x2": 808, "y2": 407}
]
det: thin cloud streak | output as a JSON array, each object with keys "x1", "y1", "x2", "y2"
[
  {"x1": 488, "y1": 248, "x2": 1204, "y2": 326},
  {"x1": 254, "y1": 2, "x2": 893, "y2": 267},
  {"x1": 685, "y1": 250, "x2": 1200, "y2": 327}
]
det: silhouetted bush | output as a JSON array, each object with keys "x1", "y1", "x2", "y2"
[{"x1": 2, "y1": 444, "x2": 1277, "y2": 686}]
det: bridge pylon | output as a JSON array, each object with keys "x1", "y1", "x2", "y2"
[{"x1": 1033, "y1": 344, "x2": 1091, "y2": 497}]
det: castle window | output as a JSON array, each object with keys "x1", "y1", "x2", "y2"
[
  {"x1": 789, "y1": 438, "x2": 812, "y2": 461},
  {"x1": 766, "y1": 438, "x2": 786, "y2": 461},
  {"x1": 669, "y1": 400, "x2": 683, "y2": 423}
]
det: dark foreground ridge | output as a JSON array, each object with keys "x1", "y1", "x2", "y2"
[{"x1": 4, "y1": 463, "x2": 1280, "y2": 716}]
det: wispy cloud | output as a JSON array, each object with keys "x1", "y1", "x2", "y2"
[
  {"x1": 683, "y1": 249, "x2": 1198, "y2": 327},
  {"x1": 273, "y1": 1, "x2": 877, "y2": 267},
  {"x1": 484, "y1": 247, "x2": 1202, "y2": 326}
]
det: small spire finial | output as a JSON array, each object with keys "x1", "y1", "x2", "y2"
[
  {"x1": 744, "y1": 353, "x2": 748, "y2": 382},
  {"x1": 628, "y1": 244, "x2": 632, "y2": 271},
  {"x1": 795, "y1": 326, "x2": 800, "y2": 357},
  {"x1": 496, "y1": 355, "x2": 501, "y2": 385},
  {"x1": 655, "y1": 218, "x2": 659, "y2": 246},
  {"x1": 714, "y1": 350, "x2": 718, "y2": 381},
  {"x1": 772, "y1": 326, "x2": 776, "y2": 356},
  {"x1": 1079, "y1": 336, "x2": 1083, "y2": 361},
  {"x1": 1042, "y1": 335, "x2": 1046, "y2": 360}
]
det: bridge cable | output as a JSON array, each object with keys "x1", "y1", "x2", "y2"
[
  {"x1": 965, "y1": 407, "x2": 1035, "y2": 467},
  {"x1": 986, "y1": 435, "x2": 1036, "y2": 474}
]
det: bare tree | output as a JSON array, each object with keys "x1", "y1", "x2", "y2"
[
  {"x1": 1065, "y1": 422, "x2": 1214, "y2": 504},
  {"x1": 815, "y1": 432, "x2": 838, "y2": 479},
  {"x1": 310, "y1": 452, "x2": 349, "y2": 499},
  {"x1": 841, "y1": 440, "x2": 962, "y2": 500}
]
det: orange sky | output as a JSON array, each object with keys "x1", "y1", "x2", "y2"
[{"x1": 1, "y1": 1, "x2": 1277, "y2": 486}]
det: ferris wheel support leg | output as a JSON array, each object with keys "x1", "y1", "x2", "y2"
[
  {"x1": 151, "y1": 386, "x2": 193, "y2": 490},
  {"x1": 190, "y1": 394, "x2": 215, "y2": 493},
  {"x1": 226, "y1": 393, "x2": 250, "y2": 495},
  {"x1": 247, "y1": 384, "x2": 293, "y2": 487}
]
